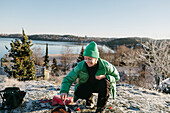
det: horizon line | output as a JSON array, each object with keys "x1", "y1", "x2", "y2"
[{"x1": 0, "y1": 32, "x2": 169, "y2": 40}]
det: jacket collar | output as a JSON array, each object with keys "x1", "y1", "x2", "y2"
[{"x1": 81, "y1": 58, "x2": 106, "y2": 76}]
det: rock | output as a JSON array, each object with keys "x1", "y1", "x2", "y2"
[{"x1": 160, "y1": 78, "x2": 170, "y2": 94}]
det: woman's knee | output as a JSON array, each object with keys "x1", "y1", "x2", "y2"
[
  {"x1": 75, "y1": 83, "x2": 92, "y2": 99},
  {"x1": 97, "y1": 79, "x2": 110, "y2": 95},
  {"x1": 98, "y1": 79, "x2": 110, "y2": 89}
]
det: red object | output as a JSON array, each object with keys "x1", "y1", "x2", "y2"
[
  {"x1": 41, "y1": 98, "x2": 51, "y2": 103},
  {"x1": 77, "y1": 107, "x2": 80, "y2": 111},
  {"x1": 51, "y1": 95, "x2": 73, "y2": 106},
  {"x1": 17, "y1": 58, "x2": 19, "y2": 61},
  {"x1": 109, "y1": 107, "x2": 112, "y2": 109}
]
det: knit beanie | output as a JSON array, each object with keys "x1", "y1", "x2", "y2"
[{"x1": 83, "y1": 41, "x2": 99, "y2": 58}]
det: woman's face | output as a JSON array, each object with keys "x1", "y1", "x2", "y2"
[{"x1": 84, "y1": 56, "x2": 98, "y2": 67}]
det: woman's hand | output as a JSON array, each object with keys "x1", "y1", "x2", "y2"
[
  {"x1": 95, "y1": 75, "x2": 106, "y2": 80},
  {"x1": 60, "y1": 93, "x2": 68, "y2": 101}
]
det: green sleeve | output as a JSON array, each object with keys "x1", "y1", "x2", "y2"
[
  {"x1": 106, "y1": 64, "x2": 120, "y2": 83},
  {"x1": 60, "y1": 66, "x2": 79, "y2": 94}
]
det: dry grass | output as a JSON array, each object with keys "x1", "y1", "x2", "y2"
[{"x1": 48, "y1": 75, "x2": 65, "y2": 85}]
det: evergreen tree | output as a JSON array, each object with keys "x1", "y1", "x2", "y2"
[
  {"x1": 44, "y1": 43, "x2": 49, "y2": 69},
  {"x1": 77, "y1": 46, "x2": 84, "y2": 63},
  {"x1": 51, "y1": 58, "x2": 59, "y2": 76},
  {"x1": 72, "y1": 46, "x2": 84, "y2": 68},
  {"x1": 4, "y1": 29, "x2": 36, "y2": 80}
]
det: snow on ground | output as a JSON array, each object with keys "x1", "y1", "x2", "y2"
[{"x1": 0, "y1": 75, "x2": 169, "y2": 113}]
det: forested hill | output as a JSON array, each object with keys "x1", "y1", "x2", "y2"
[
  {"x1": 0, "y1": 34, "x2": 169, "y2": 49},
  {"x1": 0, "y1": 34, "x2": 108, "y2": 42},
  {"x1": 104, "y1": 37, "x2": 153, "y2": 49}
]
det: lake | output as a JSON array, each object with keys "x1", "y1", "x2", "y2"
[
  {"x1": 0, "y1": 38, "x2": 87, "y2": 59},
  {"x1": 0, "y1": 38, "x2": 114, "y2": 59}
]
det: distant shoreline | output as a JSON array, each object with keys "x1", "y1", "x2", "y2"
[
  {"x1": 0, "y1": 34, "x2": 108, "y2": 44},
  {"x1": 1, "y1": 36, "x2": 169, "y2": 51},
  {"x1": 0, "y1": 36, "x2": 81, "y2": 43}
]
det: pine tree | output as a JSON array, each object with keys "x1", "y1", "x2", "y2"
[
  {"x1": 44, "y1": 43, "x2": 49, "y2": 69},
  {"x1": 72, "y1": 46, "x2": 84, "y2": 68},
  {"x1": 77, "y1": 46, "x2": 84, "y2": 63},
  {"x1": 51, "y1": 58, "x2": 59, "y2": 76},
  {"x1": 4, "y1": 29, "x2": 36, "y2": 80}
]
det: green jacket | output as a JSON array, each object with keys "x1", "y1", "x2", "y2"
[{"x1": 60, "y1": 58, "x2": 120, "y2": 101}]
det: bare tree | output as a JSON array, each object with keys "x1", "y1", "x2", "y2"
[
  {"x1": 136, "y1": 40, "x2": 170, "y2": 90},
  {"x1": 122, "y1": 45, "x2": 146, "y2": 67},
  {"x1": 31, "y1": 46, "x2": 44, "y2": 66},
  {"x1": 98, "y1": 46, "x2": 114, "y2": 64},
  {"x1": 113, "y1": 45, "x2": 131, "y2": 66},
  {"x1": 122, "y1": 47, "x2": 154, "y2": 88},
  {"x1": 60, "y1": 46, "x2": 73, "y2": 74}
]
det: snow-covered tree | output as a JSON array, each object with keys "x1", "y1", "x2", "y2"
[{"x1": 136, "y1": 40, "x2": 170, "y2": 89}]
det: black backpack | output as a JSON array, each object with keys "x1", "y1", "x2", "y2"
[{"x1": 0, "y1": 87, "x2": 26, "y2": 109}]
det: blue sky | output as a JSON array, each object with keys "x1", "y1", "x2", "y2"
[{"x1": 0, "y1": 0, "x2": 170, "y2": 39}]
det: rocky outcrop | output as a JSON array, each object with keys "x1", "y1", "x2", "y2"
[{"x1": 0, "y1": 75, "x2": 169, "y2": 113}]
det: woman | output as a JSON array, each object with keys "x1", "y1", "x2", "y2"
[{"x1": 60, "y1": 41, "x2": 120, "y2": 112}]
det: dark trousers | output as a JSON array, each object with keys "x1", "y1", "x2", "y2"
[{"x1": 75, "y1": 79, "x2": 110, "y2": 108}]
